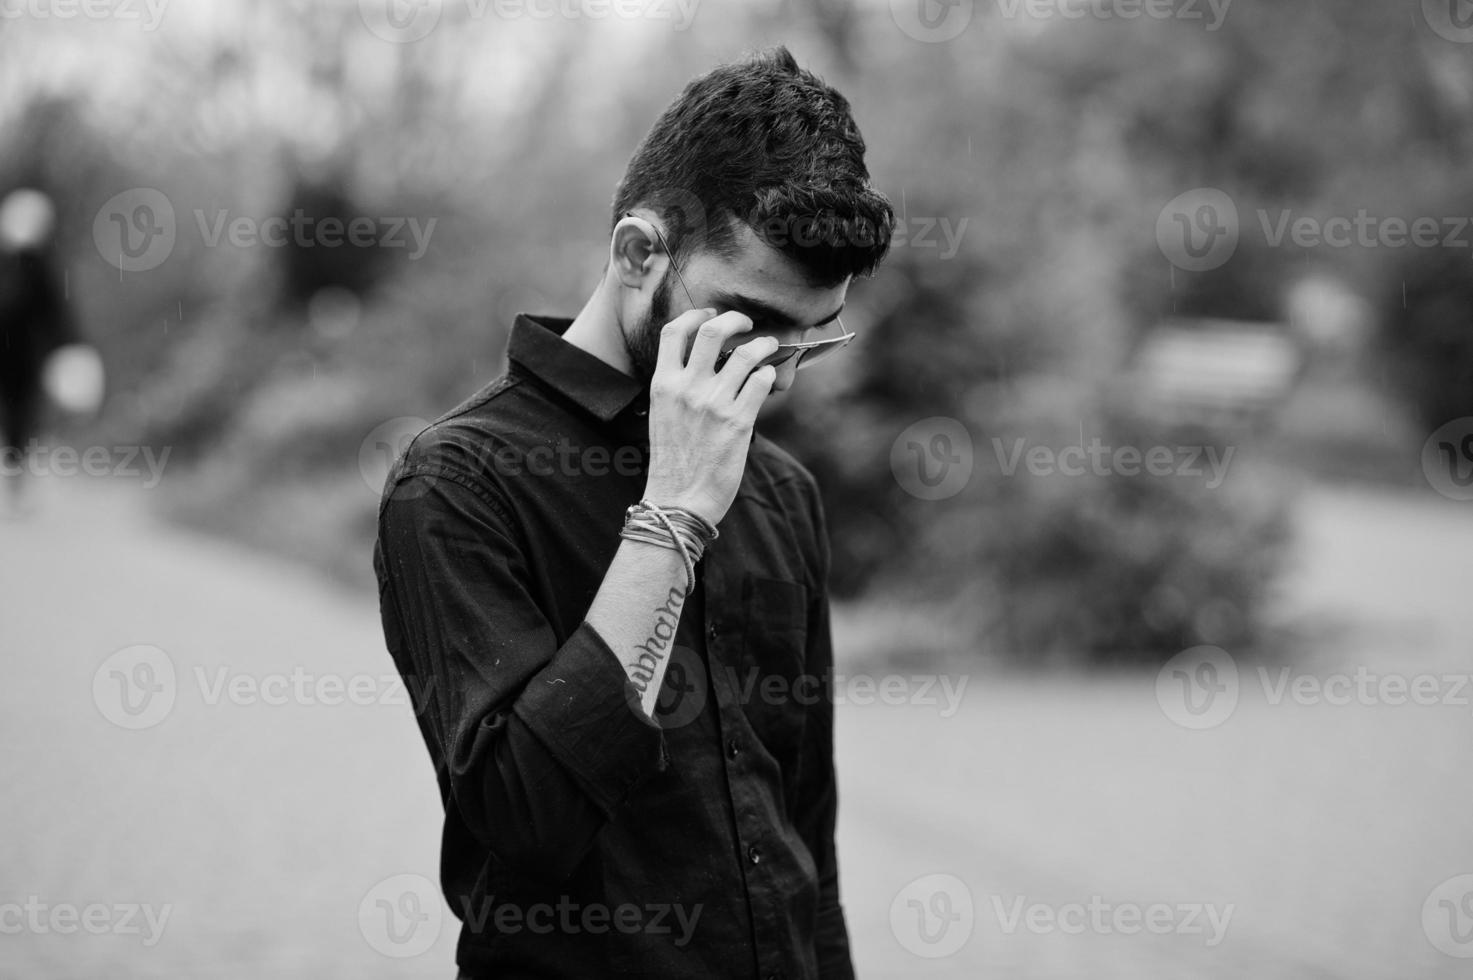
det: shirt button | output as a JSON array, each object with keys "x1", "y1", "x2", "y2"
[
  {"x1": 707, "y1": 621, "x2": 721, "y2": 640},
  {"x1": 767, "y1": 973, "x2": 785, "y2": 980},
  {"x1": 726, "y1": 739, "x2": 740, "y2": 760},
  {"x1": 748, "y1": 844, "x2": 762, "y2": 865}
]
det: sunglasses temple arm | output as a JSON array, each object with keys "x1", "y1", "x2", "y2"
[{"x1": 645, "y1": 220, "x2": 700, "y2": 309}]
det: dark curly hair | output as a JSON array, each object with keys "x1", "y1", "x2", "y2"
[{"x1": 612, "y1": 46, "x2": 894, "y2": 288}]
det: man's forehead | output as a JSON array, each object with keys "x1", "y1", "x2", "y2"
[{"x1": 685, "y1": 221, "x2": 848, "y2": 314}]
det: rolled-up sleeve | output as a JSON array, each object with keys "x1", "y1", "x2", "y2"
[{"x1": 375, "y1": 464, "x2": 669, "y2": 883}]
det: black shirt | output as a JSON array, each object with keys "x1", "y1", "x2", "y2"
[{"x1": 372, "y1": 314, "x2": 854, "y2": 978}]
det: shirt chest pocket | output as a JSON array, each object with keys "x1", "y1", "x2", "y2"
[{"x1": 737, "y1": 576, "x2": 810, "y2": 755}]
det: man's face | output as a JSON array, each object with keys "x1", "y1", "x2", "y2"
[{"x1": 627, "y1": 221, "x2": 850, "y2": 393}]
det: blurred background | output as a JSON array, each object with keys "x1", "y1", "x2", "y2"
[{"x1": 2, "y1": 0, "x2": 1472, "y2": 976}]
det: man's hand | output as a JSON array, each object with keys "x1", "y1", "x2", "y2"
[{"x1": 643, "y1": 308, "x2": 779, "y2": 526}]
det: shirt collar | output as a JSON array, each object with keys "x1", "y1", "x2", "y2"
[{"x1": 506, "y1": 313, "x2": 651, "y2": 443}]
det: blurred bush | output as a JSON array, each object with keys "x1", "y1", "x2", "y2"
[
  {"x1": 767, "y1": 242, "x2": 1293, "y2": 666},
  {"x1": 965, "y1": 398, "x2": 1291, "y2": 667}
]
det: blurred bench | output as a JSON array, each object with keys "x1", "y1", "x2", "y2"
[{"x1": 1126, "y1": 318, "x2": 1305, "y2": 433}]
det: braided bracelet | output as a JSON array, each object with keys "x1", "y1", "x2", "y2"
[
  {"x1": 622, "y1": 509, "x2": 701, "y2": 594},
  {"x1": 630, "y1": 500, "x2": 718, "y2": 543},
  {"x1": 619, "y1": 500, "x2": 718, "y2": 596},
  {"x1": 624, "y1": 500, "x2": 719, "y2": 549}
]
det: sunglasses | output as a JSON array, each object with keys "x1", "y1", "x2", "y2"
[{"x1": 639, "y1": 216, "x2": 856, "y2": 371}]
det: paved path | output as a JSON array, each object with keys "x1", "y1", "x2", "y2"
[{"x1": 1, "y1": 477, "x2": 1470, "y2": 978}]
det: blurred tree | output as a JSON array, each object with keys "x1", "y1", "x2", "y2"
[{"x1": 11, "y1": 0, "x2": 1469, "y2": 655}]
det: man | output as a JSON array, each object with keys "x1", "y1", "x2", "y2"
[{"x1": 374, "y1": 46, "x2": 893, "y2": 978}]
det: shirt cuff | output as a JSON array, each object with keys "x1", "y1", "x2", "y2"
[{"x1": 513, "y1": 619, "x2": 670, "y2": 816}]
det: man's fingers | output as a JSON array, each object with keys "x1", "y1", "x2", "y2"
[
  {"x1": 713, "y1": 335, "x2": 780, "y2": 399},
  {"x1": 685, "y1": 311, "x2": 754, "y2": 375},
  {"x1": 657, "y1": 308, "x2": 715, "y2": 374},
  {"x1": 733, "y1": 363, "x2": 777, "y2": 419}
]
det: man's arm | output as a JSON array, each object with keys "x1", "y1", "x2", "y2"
[{"x1": 376, "y1": 464, "x2": 692, "y2": 883}]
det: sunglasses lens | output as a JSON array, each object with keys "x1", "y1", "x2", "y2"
[
  {"x1": 760, "y1": 347, "x2": 801, "y2": 369},
  {"x1": 714, "y1": 321, "x2": 854, "y2": 371},
  {"x1": 794, "y1": 336, "x2": 849, "y2": 369}
]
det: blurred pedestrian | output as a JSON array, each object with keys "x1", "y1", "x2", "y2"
[{"x1": 0, "y1": 188, "x2": 103, "y2": 511}]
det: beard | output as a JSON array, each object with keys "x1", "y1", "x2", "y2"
[{"x1": 623, "y1": 269, "x2": 672, "y2": 387}]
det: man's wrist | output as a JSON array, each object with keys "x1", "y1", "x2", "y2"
[{"x1": 619, "y1": 500, "x2": 717, "y2": 596}]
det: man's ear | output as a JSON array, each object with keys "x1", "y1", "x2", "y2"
[{"x1": 610, "y1": 215, "x2": 664, "y2": 291}]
